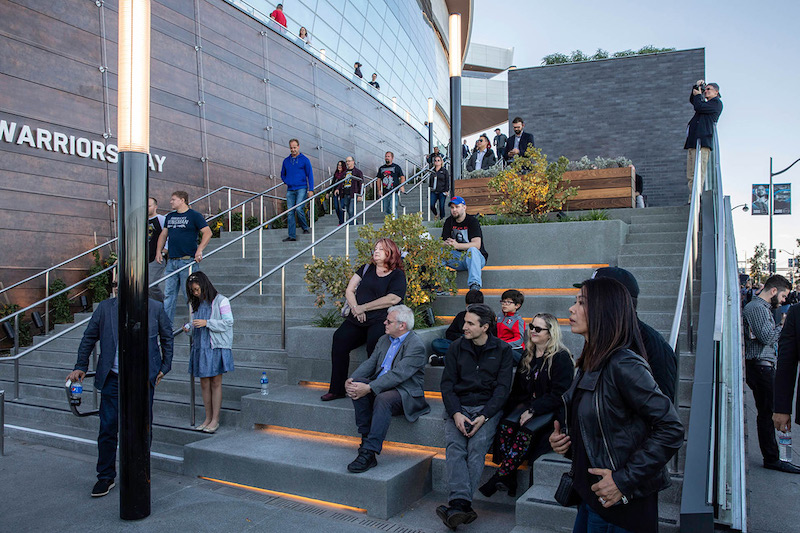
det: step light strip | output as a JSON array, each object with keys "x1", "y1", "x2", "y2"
[
  {"x1": 455, "y1": 288, "x2": 579, "y2": 295},
  {"x1": 481, "y1": 263, "x2": 609, "y2": 271},
  {"x1": 199, "y1": 476, "x2": 368, "y2": 513},
  {"x1": 437, "y1": 316, "x2": 571, "y2": 325}
]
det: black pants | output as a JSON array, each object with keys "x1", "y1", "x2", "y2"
[
  {"x1": 328, "y1": 319, "x2": 384, "y2": 396},
  {"x1": 745, "y1": 360, "x2": 779, "y2": 464},
  {"x1": 352, "y1": 389, "x2": 404, "y2": 453}
]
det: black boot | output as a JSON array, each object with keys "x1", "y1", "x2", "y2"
[{"x1": 478, "y1": 472, "x2": 501, "y2": 497}]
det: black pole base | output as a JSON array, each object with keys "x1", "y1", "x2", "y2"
[
  {"x1": 449, "y1": 76, "x2": 462, "y2": 194},
  {"x1": 117, "y1": 150, "x2": 151, "y2": 520}
]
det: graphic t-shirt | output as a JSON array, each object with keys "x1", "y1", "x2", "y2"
[
  {"x1": 147, "y1": 214, "x2": 166, "y2": 263},
  {"x1": 441, "y1": 214, "x2": 488, "y2": 261},
  {"x1": 341, "y1": 169, "x2": 362, "y2": 196},
  {"x1": 164, "y1": 209, "x2": 208, "y2": 259},
  {"x1": 377, "y1": 163, "x2": 404, "y2": 192}
]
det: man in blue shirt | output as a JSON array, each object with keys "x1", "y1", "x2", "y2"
[
  {"x1": 280, "y1": 139, "x2": 314, "y2": 242},
  {"x1": 344, "y1": 305, "x2": 430, "y2": 473},
  {"x1": 155, "y1": 190, "x2": 211, "y2": 323}
]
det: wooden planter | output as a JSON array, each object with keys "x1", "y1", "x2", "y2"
[{"x1": 456, "y1": 166, "x2": 635, "y2": 215}]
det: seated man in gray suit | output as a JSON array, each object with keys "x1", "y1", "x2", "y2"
[
  {"x1": 345, "y1": 304, "x2": 430, "y2": 473},
  {"x1": 66, "y1": 297, "x2": 173, "y2": 497}
]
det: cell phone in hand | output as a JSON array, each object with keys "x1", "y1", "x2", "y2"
[{"x1": 463, "y1": 420, "x2": 474, "y2": 434}]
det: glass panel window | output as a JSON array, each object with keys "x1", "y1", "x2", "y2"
[
  {"x1": 312, "y1": 19, "x2": 340, "y2": 52},
  {"x1": 339, "y1": 20, "x2": 362, "y2": 51},
  {"x1": 316, "y1": 1, "x2": 343, "y2": 32}
]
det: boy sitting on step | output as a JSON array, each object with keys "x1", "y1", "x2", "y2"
[
  {"x1": 429, "y1": 289, "x2": 483, "y2": 366},
  {"x1": 496, "y1": 289, "x2": 525, "y2": 363}
]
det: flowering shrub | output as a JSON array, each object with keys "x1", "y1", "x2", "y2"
[
  {"x1": 566, "y1": 155, "x2": 633, "y2": 171},
  {"x1": 487, "y1": 146, "x2": 576, "y2": 218},
  {"x1": 304, "y1": 213, "x2": 456, "y2": 317}
]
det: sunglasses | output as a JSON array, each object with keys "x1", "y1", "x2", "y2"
[{"x1": 529, "y1": 325, "x2": 550, "y2": 333}]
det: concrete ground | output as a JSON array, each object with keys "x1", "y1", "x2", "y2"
[{"x1": 0, "y1": 437, "x2": 521, "y2": 533}]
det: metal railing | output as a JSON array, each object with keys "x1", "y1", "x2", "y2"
[{"x1": 678, "y1": 126, "x2": 746, "y2": 532}]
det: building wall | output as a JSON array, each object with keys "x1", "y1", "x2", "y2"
[
  {"x1": 507, "y1": 49, "x2": 705, "y2": 207},
  {"x1": 0, "y1": 0, "x2": 426, "y2": 307}
]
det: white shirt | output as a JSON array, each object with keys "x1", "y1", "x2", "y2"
[{"x1": 475, "y1": 149, "x2": 487, "y2": 169}]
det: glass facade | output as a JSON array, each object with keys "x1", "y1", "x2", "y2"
[{"x1": 229, "y1": 0, "x2": 450, "y2": 146}]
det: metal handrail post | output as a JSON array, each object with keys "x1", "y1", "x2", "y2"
[
  {"x1": 259, "y1": 196, "x2": 264, "y2": 296},
  {"x1": 362, "y1": 192, "x2": 366, "y2": 225},
  {"x1": 13, "y1": 360, "x2": 19, "y2": 399},
  {"x1": 427, "y1": 185, "x2": 431, "y2": 222},
  {"x1": 345, "y1": 223, "x2": 350, "y2": 259},
  {"x1": 311, "y1": 196, "x2": 316, "y2": 258},
  {"x1": 241, "y1": 200, "x2": 246, "y2": 259},
  {"x1": 227, "y1": 188, "x2": 232, "y2": 231},
  {"x1": 13, "y1": 315, "x2": 19, "y2": 356},
  {"x1": 0, "y1": 389, "x2": 4, "y2": 456},
  {"x1": 392, "y1": 193, "x2": 396, "y2": 219},
  {"x1": 189, "y1": 375, "x2": 196, "y2": 427},
  {"x1": 44, "y1": 271, "x2": 50, "y2": 334},
  {"x1": 280, "y1": 267, "x2": 286, "y2": 350}
]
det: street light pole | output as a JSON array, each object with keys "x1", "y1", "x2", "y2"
[
  {"x1": 117, "y1": 0, "x2": 151, "y2": 520},
  {"x1": 448, "y1": 13, "x2": 462, "y2": 195},
  {"x1": 427, "y1": 98, "x2": 434, "y2": 162},
  {"x1": 768, "y1": 156, "x2": 800, "y2": 274}
]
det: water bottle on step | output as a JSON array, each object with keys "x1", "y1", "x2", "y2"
[{"x1": 260, "y1": 372, "x2": 269, "y2": 396}]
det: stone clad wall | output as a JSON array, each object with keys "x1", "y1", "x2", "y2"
[
  {"x1": 0, "y1": 0, "x2": 426, "y2": 306},
  {"x1": 507, "y1": 49, "x2": 705, "y2": 208}
]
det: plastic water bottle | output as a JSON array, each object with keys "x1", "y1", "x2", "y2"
[
  {"x1": 778, "y1": 430, "x2": 792, "y2": 462},
  {"x1": 260, "y1": 372, "x2": 269, "y2": 396},
  {"x1": 69, "y1": 381, "x2": 83, "y2": 406}
]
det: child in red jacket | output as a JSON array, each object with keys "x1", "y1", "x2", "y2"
[{"x1": 497, "y1": 289, "x2": 525, "y2": 363}]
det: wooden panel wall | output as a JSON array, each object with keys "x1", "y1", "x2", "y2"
[{"x1": 0, "y1": 0, "x2": 427, "y2": 308}]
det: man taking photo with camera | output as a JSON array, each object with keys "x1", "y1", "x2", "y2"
[{"x1": 684, "y1": 79, "x2": 723, "y2": 200}]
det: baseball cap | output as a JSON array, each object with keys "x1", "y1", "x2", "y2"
[
  {"x1": 573, "y1": 266, "x2": 640, "y2": 298},
  {"x1": 448, "y1": 196, "x2": 466, "y2": 206}
]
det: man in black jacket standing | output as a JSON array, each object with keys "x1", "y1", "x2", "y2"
[
  {"x1": 774, "y1": 303, "x2": 800, "y2": 451},
  {"x1": 465, "y1": 134, "x2": 496, "y2": 172},
  {"x1": 684, "y1": 80, "x2": 722, "y2": 197},
  {"x1": 437, "y1": 304, "x2": 514, "y2": 529},
  {"x1": 503, "y1": 117, "x2": 534, "y2": 162},
  {"x1": 493, "y1": 128, "x2": 507, "y2": 165}
]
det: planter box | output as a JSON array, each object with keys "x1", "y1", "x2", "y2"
[
  {"x1": 455, "y1": 167, "x2": 635, "y2": 215},
  {"x1": 286, "y1": 324, "x2": 448, "y2": 385}
]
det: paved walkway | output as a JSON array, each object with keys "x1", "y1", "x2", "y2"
[{"x1": 0, "y1": 437, "x2": 520, "y2": 533}]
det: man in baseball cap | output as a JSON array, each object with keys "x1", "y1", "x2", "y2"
[
  {"x1": 441, "y1": 196, "x2": 488, "y2": 291},
  {"x1": 575, "y1": 267, "x2": 677, "y2": 401}
]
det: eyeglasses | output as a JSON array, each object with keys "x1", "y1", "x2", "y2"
[
  {"x1": 384, "y1": 319, "x2": 397, "y2": 325},
  {"x1": 529, "y1": 324, "x2": 550, "y2": 333},
  {"x1": 704, "y1": 87, "x2": 715, "y2": 91},
  {"x1": 500, "y1": 299, "x2": 516, "y2": 305}
]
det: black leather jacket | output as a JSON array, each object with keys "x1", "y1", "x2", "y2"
[{"x1": 560, "y1": 348, "x2": 683, "y2": 501}]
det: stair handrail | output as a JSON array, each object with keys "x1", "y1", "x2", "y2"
[{"x1": 0, "y1": 184, "x2": 286, "y2": 298}]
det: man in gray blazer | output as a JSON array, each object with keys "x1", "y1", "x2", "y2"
[
  {"x1": 345, "y1": 304, "x2": 430, "y2": 473},
  {"x1": 66, "y1": 297, "x2": 174, "y2": 497}
]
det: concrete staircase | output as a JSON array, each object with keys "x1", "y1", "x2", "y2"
[{"x1": 1, "y1": 200, "x2": 696, "y2": 531}]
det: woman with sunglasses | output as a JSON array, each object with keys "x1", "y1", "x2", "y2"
[
  {"x1": 480, "y1": 313, "x2": 573, "y2": 497},
  {"x1": 184, "y1": 272, "x2": 234, "y2": 434},
  {"x1": 550, "y1": 278, "x2": 683, "y2": 533}
]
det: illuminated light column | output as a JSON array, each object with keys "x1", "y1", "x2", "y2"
[
  {"x1": 448, "y1": 13, "x2": 462, "y2": 194},
  {"x1": 117, "y1": 0, "x2": 152, "y2": 520},
  {"x1": 427, "y1": 97, "x2": 434, "y2": 159}
]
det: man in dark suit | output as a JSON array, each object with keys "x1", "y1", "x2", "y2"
[
  {"x1": 493, "y1": 128, "x2": 507, "y2": 164},
  {"x1": 684, "y1": 80, "x2": 722, "y2": 196},
  {"x1": 503, "y1": 117, "x2": 535, "y2": 161},
  {"x1": 465, "y1": 134, "x2": 497, "y2": 172},
  {"x1": 774, "y1": 304, "x2": 800, "y2": 439},
  {"x1": 345, "y1": 304, "x2": 430, "y2": 473},
  {"x1": 66, "y1": 297, "x2": 174, "y2": 497}
]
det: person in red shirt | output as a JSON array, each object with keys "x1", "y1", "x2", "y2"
[
  {"x1": 270, "y1": 4, "x2": 287, "y2": 28},
  {"x1": 496, "y1": 289, "x2": 525, "y2": 362}
]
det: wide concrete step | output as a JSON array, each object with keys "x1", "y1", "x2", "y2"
[
  {"x1": 628, "y1": 222, "x2": 687, "y2": 234},
  {"x1": 627, "y1": 231, "x2": 687, "y2": 244},
  {"x1": 620, "y1": 242, "x2": 685, "y2": 255},
  {"x1": 183, "y1": 427, "x2": 434, "y2": 519},
  {"x1": 240, "y1": 385, "x2": 446, "y2": 448},
  {"x1": 618, "y1": 253, "x2": 684, "y2": 268},
  {"x1": 515, "y1": 483, "x2": 679, "y2": 532},
  {"x1": 629, "y1": 213, "x2": 686, "y2": 225}
]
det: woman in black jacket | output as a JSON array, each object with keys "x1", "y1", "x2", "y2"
[
  {"x1": 480, "y1": 313, "x2": 573, "y2": 498},
  {"x1": 550, "y1": 277, "x2": 683, "y2": 533},
  {"x1": 330, "y1": 160, "x2": 346, "y2": 225},
  {"x1": 428, "y1": 154, "x2": 449, "y2": 219}
]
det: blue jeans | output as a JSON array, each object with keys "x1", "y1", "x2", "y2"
[
  {"x1": 164, "y1": 257, "x2": 195, "y2": 324},
  {"x1": 430, "y1": 191, "x2": 447, "y2": 218},
  {"x1": 340, "y1": 195, "x2": 355, "y2": 225},
  {"x1": 444, "y1": 405, "x2": 501, "y2": 502},
  {"x1": 333, "y1": 194, "x2": 344, "y2": 224},
  {"x1": 573, "y1": 502, "x2": 634, "y2": 533},
  {"x1": 431, "y1": 337, "x2": 452, "y2": 356},
  {"x1": 382, "y1": 191, "x2": 399, "y2": 216},
  {"x1": 286, "y1": 188, "x2": 309, "y2": 238},
  {"x1": 444, "y1": 247, "x2": 486, "y2": 289},
  {"x1": 352, "y1": 389, "x2": 404, "y2": 453},
  {"x1": 97, "y1": 373, "x2": 154, "y2": 481}
]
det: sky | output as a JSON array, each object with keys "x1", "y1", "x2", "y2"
[{"x1": 468, "y1": 0, "x2": 800, "y2": 273}]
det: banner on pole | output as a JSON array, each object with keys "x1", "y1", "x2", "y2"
[
  {"x1": 751, "y1": 184, "x2": 769, "y2": 215},
  {"x1": 774, "y1": 183, "x2": 791, "y2": 215}
]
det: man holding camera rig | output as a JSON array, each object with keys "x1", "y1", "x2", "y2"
[
  {"x1": 441, "y1": 196, "x2": 488, "y2": 291},
  {"x1": 684, "y1": 79, "x2": 723, "y2": 199}
]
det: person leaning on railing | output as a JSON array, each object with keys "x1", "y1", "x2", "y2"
[
  {"x1": 550, "y1": 277, "x2": 683, "y2": 533},
  {"x1": 321, "y1": 238, "x2": 406, "y2": 402},
  {"x1": 683, "y1": 80, "x2": 722, "y2": 199}
]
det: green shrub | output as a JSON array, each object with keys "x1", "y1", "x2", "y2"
[
  {"x1": 0, "y1": 304, "x2": 32, "y2": 347},
  {"x1": 567, "y1": 156, "x2": 633, "y2": 171},
  {"x1": 49, "y1": 278, "x2": 72, "y2": 324},
  {"x1": 88, "y1": 250, "x2": 115, "y2": 304},
  {"x1": 311, "y1": 308, "x2": 344, "y2": 328}
]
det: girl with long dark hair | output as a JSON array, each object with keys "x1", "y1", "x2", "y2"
[
  {"x1": 550, "y1": 277, "x2": 683, "y2": 533},
  {"x1": 184, "y1": 272, "x2": 234, "y2": 433},
  {"x1": 331, "y1": 160, "x2": 346, "y2": 224}
]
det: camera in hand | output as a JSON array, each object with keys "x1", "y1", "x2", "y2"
[{"x1": 464, "y1": 420, "x2": 474, "y2": 434}]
